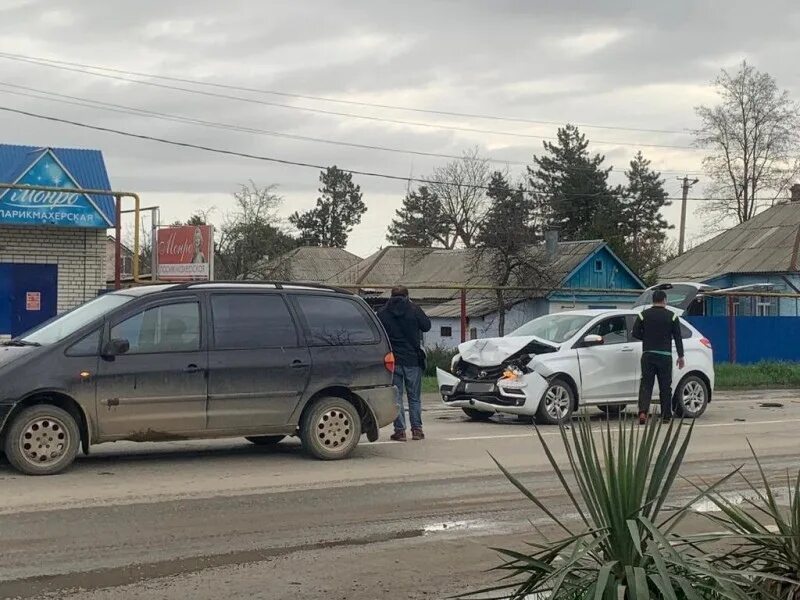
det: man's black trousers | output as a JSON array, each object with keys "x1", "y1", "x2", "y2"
[{"x1": 638, "y1": 353, "x2": 673, "y2": 416}]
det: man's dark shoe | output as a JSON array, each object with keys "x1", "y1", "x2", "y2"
[
  {"x1": 638, "y1": 411, "x2": 647, "y2": 425},
  {"x1": 390, "y1": 430, "x2": 407, "y2": 442},
  {"x1": 411, "y1": 428, "x2": 425, "y2": 441}
]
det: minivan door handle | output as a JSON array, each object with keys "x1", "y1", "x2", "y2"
[
  {"x1": 184, "y1": 364, "x2": 204, "y2": 374},
  {"x1": 290, "y1": 360, "x2": 309, "y2": 369}
]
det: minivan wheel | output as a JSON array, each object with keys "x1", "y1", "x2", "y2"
[
  {"x1": 536, "y1": 378, "x2": 574, "y2": 425},
  {"x1": 674, "y1": 375, "x2": 709, "y2": 419},
  {"x1": 3, "y1": 405, "x2": 80, "y2": 476},
  {"x1": 245, "y1": 435, "x2": 286, "y2": 446},
  {"x1": 462, "y1": 408, "x2": 494, "y2": 422},
  {"x1": 300, "y1": 397, "x2": 362, "y2": 460}
]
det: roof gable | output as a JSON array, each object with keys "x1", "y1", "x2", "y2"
[
  {"x1": 657, "y1": 202, "x2": 800, "y2": 281},
  {"x1": 0, "y1": 144, "x2": 115, "y2": 226}
]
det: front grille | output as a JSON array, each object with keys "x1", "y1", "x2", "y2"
[{"x1": 457, "y1": 361, "x2": 504, "y2": 381}]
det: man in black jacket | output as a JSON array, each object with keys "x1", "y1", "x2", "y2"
[
  {"x1": 632, "y1": 290, "x2": 685, "y2": 424},
  {"x1": 378, "y1": 286, "x2": 431, "y2": 441}
]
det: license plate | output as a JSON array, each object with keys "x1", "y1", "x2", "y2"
[{"x1": 465, "y1": 383, "x2": 494, "y2": 394}]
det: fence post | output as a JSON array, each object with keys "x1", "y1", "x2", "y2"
[
  {"x1": 727, "y1": 296, "x2": 736, "y2": 364},
  {"x1": 460, "y1": 288, "x2": 467, "y2": 343}
]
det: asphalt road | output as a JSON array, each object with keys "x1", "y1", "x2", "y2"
[{"x1": 0, "y1": 389, "x2": 798, "y2": 600}]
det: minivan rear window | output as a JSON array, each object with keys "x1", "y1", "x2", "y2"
[
  {"x1": 295, "y1": 296, "x2": 379, "y2": 346},
  {"x1": 211, "y1": 294, "x2": 298, "y2": 349}
]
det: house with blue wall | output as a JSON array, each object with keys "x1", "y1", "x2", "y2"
[
  {"x1": 0, "y1": 144, "x2": 114, "y2": 337},
  {"x1": 657, "y1": 186, "x2": 800, "y2": 317},
  {"x1": 657, "y1": 186, "x2": 800, "y2": 363},
  {"x1": 329, "y1": 238, "x2": 645, "y2": 349}
]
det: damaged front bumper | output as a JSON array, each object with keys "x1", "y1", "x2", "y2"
[{"x1": 436, "y1": 368, "x2": 549, "y2": 416}]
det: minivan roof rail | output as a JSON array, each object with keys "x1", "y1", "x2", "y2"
[{"x1": 170, "y1": 280, "x2": 354, "y2": 295}]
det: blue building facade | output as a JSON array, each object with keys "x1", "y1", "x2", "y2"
[{"x1": 0, "y1": 144, "x2": 114, "y2": 337}]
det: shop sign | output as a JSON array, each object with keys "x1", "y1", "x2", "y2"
[
  {"x1": 0, "y1": 151, "x2": 111, "y2": 228},
  {"x1": 157, "y1": 225, "x2": 214, "y2": 281},
  {"x1": 25, "y1": 292, "x2": 41, "y2": 311}
]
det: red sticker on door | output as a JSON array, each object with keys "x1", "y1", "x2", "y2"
[{"x1": 26, "y1": 292, "x2": 41, "y2": 311}]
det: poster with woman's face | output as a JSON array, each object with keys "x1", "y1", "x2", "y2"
[{"x1": 157, "y1": 225, "x2": 213, "y2": 280}]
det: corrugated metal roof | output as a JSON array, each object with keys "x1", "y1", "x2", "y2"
[
  {"x1": 0, "y1": 144, "x2": 115, "y2": 224},
  {"x1": 329, "y1": 241, "x2": 606, "y2": 301},
  {"x1": 657, "y1": 202, "x2": 800, "y2": 281},
  {"x1": 256, "y1": 246, "x2": 362, "y2": 282},
  {"x1": 426, "y1": 294, "x2": 523, "y2": 318}
]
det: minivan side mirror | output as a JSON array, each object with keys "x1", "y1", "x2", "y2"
[
  {"x1": 104, "y1": 338, "x2": 130, "y2": 357},
  {"x1": 582, "y1": 334, "x2": 604, "y2": 347}
]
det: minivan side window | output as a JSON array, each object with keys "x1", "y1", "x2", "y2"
[
  {"x1": 65, "y1": 328, "x2": 102, "y2": 357},
  {"x1": 211, "y1": 294, "x2": 298, "y2": 349},
  {"x1": 295, "y1": 296, "x2": 379, "y2": 346},
  {"x1": 110, "y1": 302, "x2": 200, "y2": 354}
]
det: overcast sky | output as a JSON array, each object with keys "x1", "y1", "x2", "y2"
[{"x1": 1, "y1": 0, "x2": 799, "y2": 258}]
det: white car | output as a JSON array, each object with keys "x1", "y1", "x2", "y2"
[{"x1": 436, "y1": 309, "x2": 714, "y2": 424}]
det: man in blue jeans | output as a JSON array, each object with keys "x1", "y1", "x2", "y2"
[{"x1": 378, "y1": 286, "x2": 431, "y2": 441}]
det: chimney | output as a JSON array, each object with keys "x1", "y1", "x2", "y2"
[
  {"x1": 544, "y1": 227, "x2": 560, "y2": 259},
  {"x1": 791, "y1": 184, "x2": 800, "y2": 203}
]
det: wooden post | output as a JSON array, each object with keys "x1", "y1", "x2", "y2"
[{"x1": 460, "y1": 288, "x2": 467, "y2": 343}]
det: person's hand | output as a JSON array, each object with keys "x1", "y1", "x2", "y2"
[{"x1": 677, "y1": 357, "x2": 685, "y2": 370}]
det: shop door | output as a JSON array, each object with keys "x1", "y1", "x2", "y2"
[{"x1": 0, "y1": 263, "x2": 58, "y2": 337}]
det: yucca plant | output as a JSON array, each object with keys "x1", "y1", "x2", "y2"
[
  {"x1": 702, "y1": 442, "x2": 800, "y2": 599},
  {"x1": 465, "y1": 414, "x2": 764, "y2": 600}
]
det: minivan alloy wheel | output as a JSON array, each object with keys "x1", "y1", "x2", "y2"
[
  {"x1": 3, "y1": 404, "x2": 81, "y2": 475},
  {"x1": 316, "y1": 407, "x2": 355, "y2": 449},
  {"x1": 19, "y1": 415, "x2": 71, "y2": 466}
]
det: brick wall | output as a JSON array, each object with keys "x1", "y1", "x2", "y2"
[{"x1": 0, "y1": 225, "x2": 106, "y2": 313}]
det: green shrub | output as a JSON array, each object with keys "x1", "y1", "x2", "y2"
[
  {"x1": 464, "y1": 416, "x2": 766, "y2": 599},
  {"x1": 424, "y1": 345, "x2": 458, "y2": 378}
]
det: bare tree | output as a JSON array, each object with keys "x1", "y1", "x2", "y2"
[
  {"x1": 472, "y1": 172, "x2": 557, "y2": 336},
  {"x1": 695, "y1": 62, "x2": 800, "y2": 224},
  {"x1": 426, "y1": 147, "x2": 491, "y2": 248},
  {"x1": 215, "y1": 181, "x2": 298, "y2": 280}
]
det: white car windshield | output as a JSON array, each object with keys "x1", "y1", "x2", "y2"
[
  {"x1": 508, "y1": 314, "x2": 595, "y2": 343},
  {"x1": 19, "y1": 294, "x2": 134, "y2": 346}
]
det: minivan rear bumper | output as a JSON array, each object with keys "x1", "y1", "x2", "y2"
[{"x1": 360, "y1": 385, "x2": 399, "y2": 431}]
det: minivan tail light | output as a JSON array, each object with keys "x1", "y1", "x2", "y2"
[
  {"x1": 700, "y1": 338, "x2": 712, "y2": 349},
  {"x1": 384, "y1": 352, "x2": 396, "y2": 373}
]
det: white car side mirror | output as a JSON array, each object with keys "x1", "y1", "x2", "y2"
[{"x1": 582, "y1": 334, "x2": 604, "y2": 347}]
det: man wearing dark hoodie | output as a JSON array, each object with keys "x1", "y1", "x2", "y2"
[{"x1": 378, "y1": 286, "x2": 432, "y2": 441}]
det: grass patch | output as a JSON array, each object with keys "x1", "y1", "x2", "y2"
[
  {"x1": 716, "y1": 361, "x2": 800, "y2": 389},
  {"x1": 422, "y1": 361, "x2": 800, "y2": 394}
]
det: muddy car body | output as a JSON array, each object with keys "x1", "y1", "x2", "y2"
[
  {"x1": 437, "y1": 309, "x2": 715, "y2": 424},
  {"x1": 0, "y1": 282, "x2": 398, "y2": 475}
]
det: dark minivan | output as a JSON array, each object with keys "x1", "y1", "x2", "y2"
[{"x1": 0, "y1": 282, "x2": 398, "y2": 475}]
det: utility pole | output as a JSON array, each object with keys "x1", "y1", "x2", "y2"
[{"x1": 677, "y1": 176, "x2": 699, "y2": 255}]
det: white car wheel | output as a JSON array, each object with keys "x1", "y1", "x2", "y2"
[
  {"x1": 675, "y1": 376, "x2": 709, "y2": 418},
  {"x1": 536, "y1": 378, "x2": 574, "y2": 425}
]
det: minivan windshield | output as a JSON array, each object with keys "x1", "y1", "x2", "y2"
[
  {"x1": 19, "y1": 294, "x2": 134, "y2": 346},
  {"x1": 507, "y1": 313, "x2": 595, "y2": 344}
]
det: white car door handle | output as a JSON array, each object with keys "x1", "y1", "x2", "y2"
[{"x1": 620, "y1": 347, "x2": 634, "y2": 352}]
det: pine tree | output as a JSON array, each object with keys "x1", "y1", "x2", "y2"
[
  {"x1": 289, "y1": 166, "x2": 366, "y2": 248},
  {"x1": 386, "y1": 186, "x2": 451, "y2": 247},
  {"x1": 527, "y1": 125, "x2": 624, "y2": 251},
  {"x1": 621, "y1": 152, "x2": 672, "y2": 277},
  {"x1": 474, "y1": 172, "x2": 549, "y2": 335}
]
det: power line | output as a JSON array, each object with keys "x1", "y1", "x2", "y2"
[
  {"x1": 0, "y1": 81, "x2": 706, "y2": 176},
  {"x1": 0, "y1": 104, "x2": 727, "y2": 202},
  {"x1": 0, "y1": 51, "x2": 691, "y2": 136},
  {"x1": 0, "y1": 52, "x2": 700, "y2": 151}
]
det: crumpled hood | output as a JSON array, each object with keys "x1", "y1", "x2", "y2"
[{"x1": 457, "y1": 335, "x2": 558, "y2": 367}]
